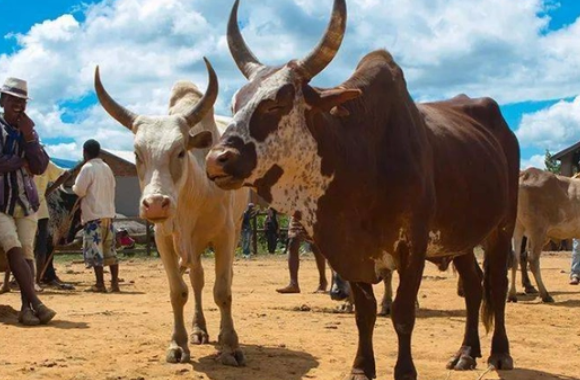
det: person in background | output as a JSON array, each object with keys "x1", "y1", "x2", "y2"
[
  {"x1": 277, "y1": 215, "x2": 328, "y2": 294},
  {"x1": 0, "y1": 77, "x2": 56, "y2": 325},
  {"x1": 240, "y1": 203, "x2": 256, "y2": 258},
  {"x1": 264, "y1": 207, "x2": 279, "y2": 254},
  {"x1": 72, "y1": 139, "x2": 119, "y2": 293},
  {"x1": 570, "y1": 239, "x2": 580, "y2": 285}
]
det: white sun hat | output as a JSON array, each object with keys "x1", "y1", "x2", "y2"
[{"x1": 0, "y1": 77, "x2": 31, "y2": 100}]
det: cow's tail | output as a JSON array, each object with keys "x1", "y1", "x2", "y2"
[{"x1": 481, "y1": 256, "x2": 493, "y2": 334}]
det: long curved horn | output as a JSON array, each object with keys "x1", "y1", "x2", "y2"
[
  {"x1": 94, "y1": 66, "x2": 138, "y2": 130},
  {"x1": 227, "y1": 0, "x2": 264, "y2": 80},
  {"x1": 182, "y1": 57, "x2": 219, "y2": 128},
  {"x1": 296, "y1": 0, "x2": 347, "y2": 81}
]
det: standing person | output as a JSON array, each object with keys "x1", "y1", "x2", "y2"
[
  {"x1": 570, "y1": 239, "x2": 580, "y2": 285},
  {"x1": 72, "y1": 139, "x2": 119, "y2": 292},
  {"x1": 0, "y1": 77, "x2": 56, "y2": 325},
  {"x1": 33, "y1": 160, "x2": 74, "y2": 289},
  {"x1": 240, "y1": 203, "x2": 256, "y2": 258},
  {"x1": 276, "y1": 215, "x2": 328, "y2": 294},
  {"x1": 264, "y1": 207, "x2": 279, "y2": 254}
]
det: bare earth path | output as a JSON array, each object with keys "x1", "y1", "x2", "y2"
[{"x1": 0, "y1": 252, "x2": 578, "y2": 380}]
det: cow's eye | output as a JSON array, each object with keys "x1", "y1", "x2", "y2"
[
  {"x1": 178, "y1": 150, "x2": 186, "y2": 159},
  {"x1": 265, "y1": 105, "x2": 285, "y2": 114}
]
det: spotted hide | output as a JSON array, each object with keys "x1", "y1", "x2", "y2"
[
  {"x1": 94, "y1": 58, "x2": 249, "y2": 366},
  {"x1": 0, "y1": 185, "x2": 81, "y2": 274},
  {"x1": 46, "y1": 185, "x2": 82, "y2": 249},
  {"x1": 206, "y1": 1, "x2": 519, "y2": 379}
]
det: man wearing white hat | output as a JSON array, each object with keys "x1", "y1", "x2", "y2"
[{"x1": 0, "y1": 77, "x2": 57, "y2": 325}]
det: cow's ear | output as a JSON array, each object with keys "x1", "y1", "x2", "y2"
[
  {"x1": 303, "y1": 85, "x2": 362, "y2": 117},
  {"x1": 188, "y1": 131, "x2": 213, "y2": 150}
]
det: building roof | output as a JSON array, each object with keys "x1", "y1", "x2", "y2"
[{"x1": 553, "y1": 141, "x2": 580, "y2": 160}]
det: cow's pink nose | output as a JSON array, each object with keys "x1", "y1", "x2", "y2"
[{"x1": 142, "y1": 195, "x2": 171, "y2": 221}]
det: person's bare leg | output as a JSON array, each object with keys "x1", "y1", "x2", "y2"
[
  {"x1": 312, "y1": 244, "x2": 328, "y2": 293},
  {"x1": 7, "y1": 247, "x2": 55, "y2": 324},
  {"x1": 90, "y1": 266, "x2": 107, "y2": 292},
  {"x1": 276, "y1": 237, "x2": 301, "y2": 293},
  {"x1": 110, "y1": 264, "x2": 120, "y2": 292},
  {"x1": 0, "y1": 267, "x2": 11, "y2": 294}
]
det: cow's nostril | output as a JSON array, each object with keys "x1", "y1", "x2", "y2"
[
  {"x1": 217, "y1": 150, "x2": 233, "y2": 164},
  {"x1": 161, "y1": 198, "x2": 170, "y2": 209},
  {"x1": 142, "y1": 199, "x2": 150, "y2": 209}
]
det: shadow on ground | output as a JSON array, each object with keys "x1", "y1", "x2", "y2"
[
  {"x1": 501, "y1": 368, "x2": 580, "y2": 380},
  {"x1": 191, "y1": 343, "x2": 318, "y2": 380},
  {"x1": 0, "y1": 304, "x2": 89, "y2": 329}
]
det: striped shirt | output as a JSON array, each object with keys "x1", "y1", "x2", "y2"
[{"x1": 0, "y1": 115, "x2": 48, "y2": 216}]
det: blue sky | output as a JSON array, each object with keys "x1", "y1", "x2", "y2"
[{"x1": 1, "y1": 0, "x2": 580, "y2": 167}]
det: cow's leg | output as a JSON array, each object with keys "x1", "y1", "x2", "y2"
[
  {"x1": 527, "y1": 233, "x2": 553, "y2": 303},
  {"x1": 519, "y1": 238, "x2": 537, "y2": 294},
  {"x1": 188, "y1": 253, "x2": 208, "y2": 344},
  {"x1": 378, "y1": 269, "x2": 393, "y2": 316},
  {"x1": 392, "y1": 239, "x2": 425, "y2": 380},
  {"x1": 212, "y1": 230, "x2": 244, "y2": 366},
  {"x1": 346, "y1": 282, "x2": 376, "y2": 380},
  {"x1": 157, "y1": 235, "x2": 190, "y2": 363},
  {"x1": 508, "y1": 225, "x2": 524, "y2": 302},
  {"x1": 447, "y1": 251, "x2": 481, "y2": 370},
  {"x1": 482, "y1": 229, "x2": 513, "y2": 370}
]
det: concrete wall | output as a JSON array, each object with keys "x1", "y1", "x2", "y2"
[{"x1": 115, "y1": 176, "x2": 141, "y2": 217}]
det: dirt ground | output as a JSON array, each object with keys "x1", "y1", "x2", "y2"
[{"x1": 0, "y1": 252, "x2": 579, "y2": 380}]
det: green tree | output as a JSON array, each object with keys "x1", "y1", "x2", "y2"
[{"x1": 544, "y1": 149, "x2": 561, "y2": 174}]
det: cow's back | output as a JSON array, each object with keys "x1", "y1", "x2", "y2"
[
  {"x1": 518, "y1": 168, "x2": 580, "y2": 239},
  {"x1": 419, "y1": 96, "x2": 519, "y2": 254}
]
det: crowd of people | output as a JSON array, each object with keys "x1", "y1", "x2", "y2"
[{"x1": 0, "y1": 77, "x2": 120, "y2": 325}]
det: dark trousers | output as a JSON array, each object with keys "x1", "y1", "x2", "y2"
[
  {"x1": 266, "y1": 231, "x2": 278, "y2": 253},
  {"x1": 35, "y1": 218, "x2": 57, "y2": 282}
]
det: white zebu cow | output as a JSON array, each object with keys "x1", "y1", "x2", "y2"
[{"x1": 94, "y1": 59, "x2": 248, "y2": 366}]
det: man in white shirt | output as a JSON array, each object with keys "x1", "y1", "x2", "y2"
[{"x1": 73, "y1": 139, "x2": 119, "y2": 292}]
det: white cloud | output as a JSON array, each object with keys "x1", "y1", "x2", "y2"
[
  {"x1": 0, "y1": 0, "x2": 579, "y2": 159},
  {"x1": 516, "y1": 96, "x2": 580, "y2": 153},
  {"x1": 520, "y1": 154, "x2": 546, "y2": 170}
]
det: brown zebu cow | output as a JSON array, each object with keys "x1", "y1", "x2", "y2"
[
  {"x1": 205, "y1": 1, "x2": 519, "y2": 379},
  {"x1": 509, "y1": 167, "x2": 580, "y2": 303},
  {"x1": 94, "y1": 59, "x2": 247, "y2": 366}
]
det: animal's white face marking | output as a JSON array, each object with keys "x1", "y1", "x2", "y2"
[
  {"x1": 224, "y1": 66, "x2": 334, "y2": 234},
  {"x1": 133, "y1": 114, "x2": 190, "y2": 218}
]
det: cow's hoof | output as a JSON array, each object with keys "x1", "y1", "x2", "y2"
[
  {"x1": 191, "y1": 328, "x2": 209, "y2": 345},
  {"x1": 166, "y1": 346, "x2": 190, "y2": 364},
  {"x1": 447, "y1": 348, "x2": 477, "y2": 371},
  {"x1": 541, "y1": 295, "x2": 554, "y2": 303},
  {"x1": 378, "y1": 304, "x2": 391, "y2": 316},
  {"x1": 447, "y1": 346, "x2": 478, "y2": 371},
  {"x1": 344, "y1": 368, "x2": 372, "y2": 380},
  {"x1": 450, "y1": 355, "x2": 476, "y2": 370},
  {"x1": 487, "y1": 353, "x2": 514, "y2": 370},
  {"x1": 507, "y1": 295, "x2": 518, "y2": 303},
  {"x1": 216, "y1": 348, "x2": 245, "y2": 367},
  {"x1": 524, "y1": 285, "x2": 538, "y2": 294},
  {"x1": 337, "y1": 302, "x2": 354, "y2": 313}
]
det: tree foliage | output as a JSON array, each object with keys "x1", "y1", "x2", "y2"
[{"x1": 544, "y1": 149, "x2": 561, "y2": 174}]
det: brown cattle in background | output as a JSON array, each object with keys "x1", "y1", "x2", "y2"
[{"x1": 510, "y1": 168, "x2": 580, "y2": 303}]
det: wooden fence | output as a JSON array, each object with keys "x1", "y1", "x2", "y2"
[
  {"x1": 54, "y1": 216, "x2": 156, "y2": 256},
  {"x1": 55, "y1": 213, "x2": 290, "y2": 257}
]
